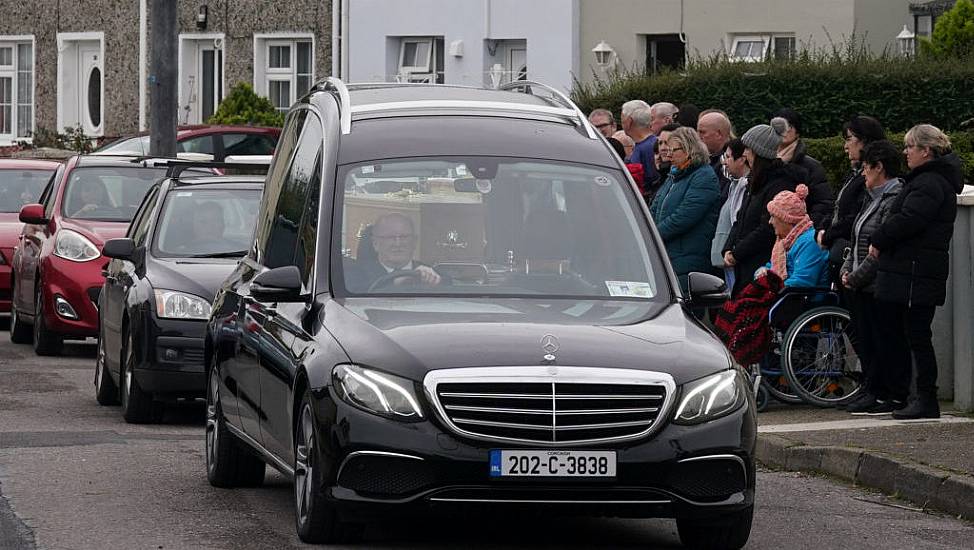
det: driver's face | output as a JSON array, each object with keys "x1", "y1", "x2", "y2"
[
  {"x1": 193, "y1": 213, "x2": 224, "y2": 239},
  {"x1": 372, "y1": 217, "x2": 416, "y2": 269}
]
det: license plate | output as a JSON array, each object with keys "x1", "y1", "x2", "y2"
[{"x1": 489, "y1": 450, "x2": 616, "y2": 477}]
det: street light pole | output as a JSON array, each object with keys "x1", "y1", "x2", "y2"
[{"x1": 148, "y1": 0, "x2": 177, "y2": 157}]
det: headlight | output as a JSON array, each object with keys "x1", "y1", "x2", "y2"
[
  {"x1": 673, "y1": 370, "x2": 745, "y2": 425},
  {"x1": 54, "y1": 230, "x2": 100, "y2": 262},
  {"x1": 154, "y1": 289, "x2": 212, "y2": 320},
  {"x1": 333, "y1": 364, "x2": 423, "y2": 421}
]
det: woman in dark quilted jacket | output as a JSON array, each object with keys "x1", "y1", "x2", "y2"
[{"x1": 869, "y1": 125, "x2": 964, "y2": 419}]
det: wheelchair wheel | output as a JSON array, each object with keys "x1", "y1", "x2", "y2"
[
  {"x1": 757, "y1": 353, "x2": 803, "y2": 404},
  {"x1": 781, "y1": 306, "x2": 863, "y2": 407}
]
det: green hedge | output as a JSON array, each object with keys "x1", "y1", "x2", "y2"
[
  {"x1": 573, "y1": 55, "x2": 974, "y2": 138},
  {"x1": 804, "y1": 131, "x2": 974, "y2": 190}
]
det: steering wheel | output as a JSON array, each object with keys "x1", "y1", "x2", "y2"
[{"x1": 367, "y1": 269, "x2": 424, "y2": 292}]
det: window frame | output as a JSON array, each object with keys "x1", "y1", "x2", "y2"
[
  {"x1": 397, "y1": 37, "x2": 444, "y2": 83},
  {"x1": 253, "y1": 34, "x2": 315, "y2": 115},
  {"x1": 0, "y1": 35, "x2": 35, "y2": 144},
  {"x1": 729, "y1": 35, "x2": 770, "y2": 62}
]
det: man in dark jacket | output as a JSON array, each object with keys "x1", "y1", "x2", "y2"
[
  {"x1": 345, "y1": 213, "x2": 443, "y2": 292},
  {"x1": 870, "y1": 126, "x2": 964, "y2": 419},
  {"x1": 774, "y1": 108, "x2": 834, "y2": 228}
]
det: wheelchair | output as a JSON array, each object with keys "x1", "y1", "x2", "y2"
[{"x1": 753, "y1": 286, "x2": 864, "y2": 410}]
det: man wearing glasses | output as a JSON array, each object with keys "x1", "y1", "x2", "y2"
[
  {"x1": 345, "y1": 213, "x2": 443, "y2": 291},
  {"x1": 587, "y1": 108, "x2": 617, "y2": 138}
]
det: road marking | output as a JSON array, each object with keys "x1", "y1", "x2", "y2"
[{"x1": 759, "y1": 414, "x2": 974, "y2": 433}]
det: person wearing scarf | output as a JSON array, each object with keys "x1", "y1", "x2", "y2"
[{"x1": 756, "y1": 184, "x2": 829, "y2": 288}]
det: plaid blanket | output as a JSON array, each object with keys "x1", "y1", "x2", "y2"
[{"x1": 712, "y1": 272, "x2": 784, "y2": 365}]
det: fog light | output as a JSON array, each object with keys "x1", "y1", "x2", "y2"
[
  {"x1": 163, "y1": 348, "x2": 179, "y2": 361},
  {"x1": 54, "y1": 295, "x2": 79, "y2": 320}
]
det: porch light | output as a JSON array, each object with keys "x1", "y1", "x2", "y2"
[
  {"x1": 592, "y1": 40, "x2": 615, "y2": 67},
  {"x1": 897, "y1": 25, "x2": 915, "y2": 57}
]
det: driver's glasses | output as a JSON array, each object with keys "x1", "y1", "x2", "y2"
[{"x1": 373, "y1": 234, "x2": 415, "y2": 244}]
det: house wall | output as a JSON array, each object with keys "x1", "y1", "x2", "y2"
[
  {"x1": 855, "y1": 0, "x2": 915, "y2": 54},
  {"x1": 346, "y1": 0, "x2": 578, "y2": 91}
]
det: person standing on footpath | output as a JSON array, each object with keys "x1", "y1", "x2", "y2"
[
  {"x1": 622, "y1": 100, "x2": 659, "y2": 192},
  {"x1": 838, "y1": 141, "x2": 907, "y2": 415},
  {"x1": 711, "y1": 138, "x2": 749, "y2": 287},
  {"x1": 817, "y1": 116, "x2": 887, "y2": 282},
  {"x1": 774, "y1": 108, "x2": 834, "y2": 228},
  {"x1": 697, "y1": 109, "x2": 735, "y2": 203},
  {"x1": 722, "y1": 118, "x2": 804, "y2": 296},
  {"x1": 588, "y1": 108, "x2": 617, "y2": 138},
  {"x1": 648, "y1": 127, "x2": 720, "y2": 294},
  {"x1": 869, "y1": 124, "x2": 964, "y2": 419}
]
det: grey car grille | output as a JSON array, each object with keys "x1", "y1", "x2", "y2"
[{"x1": 433, "y1": 380, "x2": 668, "y2": 445}]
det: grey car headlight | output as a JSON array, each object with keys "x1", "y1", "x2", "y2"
[
  {"x1": 333, "y1": 364, "x2": 424, "y2": 421},
  {"x1": 673, "y1": 370, "x2": 745, "y2": 425}
]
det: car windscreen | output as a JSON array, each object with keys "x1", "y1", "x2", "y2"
[
  {"x1": 62, "y1": 167, "x2": 166, "y2": 222},
  {"x1": 153, "y1": 188, "x2": 261, "y2": 258},
  {"x1": 93, "y1": 136, "x2": 149, "y2": 156},
  {"x1": 335, "y1": 157, "x2": 666, "y2": 300},
  {"x1": 0, "y1": 169, "x2": 54, "y2": 213}
]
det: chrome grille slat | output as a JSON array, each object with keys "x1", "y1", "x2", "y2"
[{"x1": 431, "y1": 371, "x2": 671, "y2": 445}]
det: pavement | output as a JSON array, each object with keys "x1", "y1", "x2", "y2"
[{"x1": 756, "y1": 401, "x2": 974, "y2": 521}]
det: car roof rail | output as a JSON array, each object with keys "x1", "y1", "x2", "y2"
[
  {"x1": 159, "y1": 160, "x2": 272, "y2": 180},
  {"x1": 311, "y1": 76, "x2": 352, "y2": 135},
  {"x1": 497, "y1": 80, "x2": 599, "y2": 140}
]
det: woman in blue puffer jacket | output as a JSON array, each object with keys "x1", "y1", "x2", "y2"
[{"x1": 648, "y1": 126, "x2": 720, "y2": 293}]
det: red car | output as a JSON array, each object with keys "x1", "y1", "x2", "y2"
[
  {"x1": 0, "y1": 159, "x2": 62, "y2": 316},
  {"x1": 10, "y1": 156, "x2": 179, "y2": 355},
  {"x1": 93, "y1": 125, "x2": 281, "y2": 161}
]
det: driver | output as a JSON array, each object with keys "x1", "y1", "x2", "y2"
[
  {"x1": 345, "y1": 213, "x2": 442, "y2": 291},
  {"x1": 70, "y1": 178, "x2": 111, "y2": 217},
  {"x1": 185, "y1": 201, "x2": 227, "y2": 253}
]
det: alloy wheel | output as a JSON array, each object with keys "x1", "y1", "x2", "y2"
[
  {"x1": 294, "y1": 404, "x2": 315, "y2": 526},
  {"x1": 205, "y1": 370, "x2": 219, "y2": 472}
]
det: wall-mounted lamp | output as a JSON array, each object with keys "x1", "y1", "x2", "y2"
[
  {"x1": 896, "y1": 24, "x2": 915, "y2": 57},
  {"x1": 196, "y1": 5, "x2": 208, "y2": 30},
  {"x1": 592, "y1": 40, "x2": 615, "y2": 68}
]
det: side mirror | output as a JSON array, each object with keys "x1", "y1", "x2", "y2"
[
  {"x1": 102, "y1": 238, "x2": 136, "y2": 261},
  {"x1": 19, "y1": 203, "x2": 47, "y2": 225},
  {"x1": 687, "y1": 272, "x2": 729, "y2": 307},
  {"x1": 251, "y1": 265, "x2": 306, "y2": 303}
]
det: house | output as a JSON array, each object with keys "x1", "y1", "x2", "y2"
[{"x1": 0, "y1": 0, "x2": 332, "y2": 147}]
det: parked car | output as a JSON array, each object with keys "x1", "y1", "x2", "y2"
[
  {"x1": 92, "y1": 125, "x2": 281, "y2": 161},
  {"x1": 204, "y1": 80, "x2": 755, "y2": 549},
  {"x1": 9, "y1": 156, "x2": 203, "y2": 355},
  {"x1": 95, "y1": 171, "x2": 265, "y2": 423},
  {"x1": 0, "y1": 159, "x2": 61, "y2": 316}
]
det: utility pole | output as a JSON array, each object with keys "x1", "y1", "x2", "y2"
[{"x1": 148, "y1": 0, "x2": 177, "y2": 157}]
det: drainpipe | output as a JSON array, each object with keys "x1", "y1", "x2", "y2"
[
  {"x1": 332, "y1": 0, "x2": 339, "y2": 77},
  {"x1": 139, "y1": 0, "x2": 147, "y2": 130},
  {"x1": 341, "y1": 0, "x2": 350, "y2": 81}
]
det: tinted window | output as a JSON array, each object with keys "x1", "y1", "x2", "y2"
[
  {"x1": 62, "y1": 167, "x2": 166, "y2": 222},
  {"x1": 0, "y1": 169, "x2": 55, "y2": 213},
  {"x1": 94, "y1": 136, "x2": 149, "y2": 156},
  {"x1": 128, "y1": 187, "x2": 160, "y2": 245},
  {"x1": 336, "y1": 157, "x2": 663, "y2": 300},
  {"x1": 255, "y1": 110, "x2": 308, "y2": 260},
  {"x1": 223, "y1": 133, "x2": 277, "y2": 156},
  {"x1": 264, "y1": 114, "x2": 322, "y2": 270},
  {"x1": 153, "y1": 188, "x2": 262, "y2": 258},
  {"x1": 293, "y1": 154, "x2": 322, "y2": 288},
  {"x1": 177, "y1": 135, "x2": 215, "y2": 155}
]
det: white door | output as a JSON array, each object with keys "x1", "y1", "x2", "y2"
[
  {"x1": 508, "y1": 48, "x2": 527, "y2": 83},
  {"x1": 79, "y1": 44, "x2": 102, "y2": 135}
]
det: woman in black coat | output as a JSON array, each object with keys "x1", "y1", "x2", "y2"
[
  {"x1": 722, "y1": 118, "x2": 805, "y2": 295},
  {"x1": 869, "y1": 124, "x2": 964, "y2": 419}
]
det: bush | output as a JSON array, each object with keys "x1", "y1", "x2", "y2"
[
  {"x1": 18, "y1": 126, "x2": 95, "y2": 153},
  {"x1": 926, "y1": 0, "x2": 974, "y2": 59},
  {"x1": 804, "y1": 130, "x2": 974, "y2": 190},
  {"x1": 572, "y1": 44, "x2": 974, "y2": 139},
  {"x1": 207, "y1": 83, "x2": 285, "y2": 127}
]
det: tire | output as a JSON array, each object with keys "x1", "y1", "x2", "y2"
[
  {"x1": 294, "y1": 392, "x2": 363, "y2": 544},
  {"x1": 9, "y1": 279, "x2": 32, "y2": 344},
  {"x1": 205, "y1": 368, "x2": 266, "y2": 488},
  {"x1": 120, "y1": 327, "x2": 162, "y2": 423},
  {"x1": 677, "y1": 505, "x2": 754, "y2": 550},
  {"x1": 32, "y1": 287, "x2": 62, "y2": 356},
  {"x1": 94, "y1": 328, "x2": 120, "y2": 406},
  {"x1": 782, "y1": 306, "x2": 863, "y2": 408}
]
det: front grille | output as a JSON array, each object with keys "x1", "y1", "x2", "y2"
[
  {"x1": 337, "y1": 454, "x2": 436, "y2": 497},
  {"x1": 434, "y1": 380, "x2": 668, "y2": 445}
]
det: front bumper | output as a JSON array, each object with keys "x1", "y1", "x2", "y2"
[
  {"x1": 133, "y1": 317, "x2": 206, "y2": 397},
  {"x1": 312, "y1": 386, "x2": 757, "y2": 521},
  {"x1": 40, "y1": 255, "x2": 105, "y2": 336}
]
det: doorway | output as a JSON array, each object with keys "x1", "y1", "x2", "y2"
[{"x1": 58, "y1": 35, "x2": 104, "y2": 136}]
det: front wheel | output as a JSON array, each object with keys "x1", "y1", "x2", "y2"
[
  {"x1": 9, "y1": 280, "x2": 32, "y2": 344},
  {"x1": 94, "y1": 332, "x2": 119, "y2": 405},
  {"x1": 782, "y1": 306, "x2": 863, "y2": 407},
  {"x1": 120, "y1": 327, "x2": 162, "y2": 423},
  {"x1": 32, "y1": 288, "x2": 62, "y2": 356},
  {"x1": 676, "y1": 505, "x2": 753, "y2": 550},
  {"x1": 294, "y1": 392, "x2": 363, "y2": 543}
]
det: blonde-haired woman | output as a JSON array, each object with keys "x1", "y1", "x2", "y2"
[
  {"x1": 869, "y1": 124, "x2": 964, "y2": 419},
  {"x1": 648, "y1": 126, "x2": 720, "y2": 293}
]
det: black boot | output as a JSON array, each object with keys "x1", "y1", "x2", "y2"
[{"x1": 892, "y1": 394, "x2": 940, "y2": 420}]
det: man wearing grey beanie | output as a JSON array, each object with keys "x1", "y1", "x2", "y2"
[{"x1": 722, "y1": 117, "x2": 808, "y2": 294}]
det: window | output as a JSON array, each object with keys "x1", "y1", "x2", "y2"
[
  {"x1": 128, "y1": 187, "x2": 160, "y2": 246},
  {"x1": 223, "y1": 133, "x2": 277, "y2": 157},
  {"x1": 729, "y1": 36, "x2": 768, "y2": 61},
  {"x1": 263, "y1": 112, "x2": 322, "y2": 271},
  {"x1": 917, "y1": 15, "x2": 933, "y2": 37},
  {"x1": 773, "y1": 36, "x2": 796, "y2": 60},
  {"x1": 0, "y1": 39, "x2": 33, "y2": 141},
  {"x1": 397, "y1": 37, "x2": 444, "y2": 83},
  {"x1": 255, "y1": 109, "x2": 307, "y2": 261},
  {"x1": 177, "y1": 135, "x2": 215, "y2": 155},
  {"x1": 256, "y1": 36, "x2": 314, "y2": 114},
  {"x1": 643, "y1": 34, "x2": 685, "y2": 74}
]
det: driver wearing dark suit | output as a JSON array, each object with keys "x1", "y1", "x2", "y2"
[{"x1": 345, "y1": 213, "x2": 442, "y2": 292}]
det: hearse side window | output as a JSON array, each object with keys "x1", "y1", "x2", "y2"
[
  {"x1": 255, "y1": 109, "x2": 308, "y2": 263},
  {"x1": 293, "y1": 152, "x2": 322, "y2": 290},
  {"x1": 263, "y1": 112, "x2": 322, "y2": 270}
]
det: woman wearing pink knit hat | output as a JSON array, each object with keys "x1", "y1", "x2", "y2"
[{"x1": 755, "y1": 184, "x2": 830, "y2": 288}]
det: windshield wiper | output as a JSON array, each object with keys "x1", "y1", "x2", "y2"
[{"x1": 185, "y1": 250, "x2": 248, "y2": 258}]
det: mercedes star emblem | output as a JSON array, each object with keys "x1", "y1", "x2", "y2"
[{"x1": 540, "y1": 334, "x2": 560, "y2": 354}]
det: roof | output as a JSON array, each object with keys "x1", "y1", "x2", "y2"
[
  {"x1": 171, "y1": 175, "x2": 266, "y2": 188},
  {"x1": 347, "y1": 85, "x2": 555, "y2": 109},
  {"x1": 72, "y1": 155, "x2": 178, "y2": 168},
  {"x1": 0, "y1": 158, "x2": 62, "y2": 170}
]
